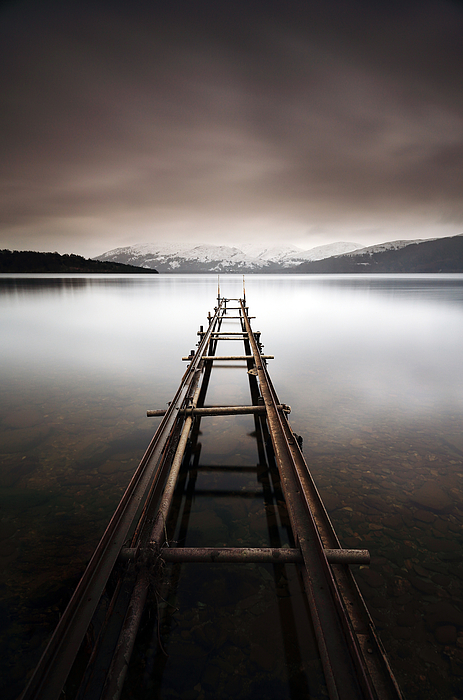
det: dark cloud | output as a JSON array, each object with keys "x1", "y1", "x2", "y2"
[{"x1": 1, "y1": 0, "x2": 463, "y2": 254}]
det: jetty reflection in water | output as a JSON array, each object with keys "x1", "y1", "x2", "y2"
[{"x1": 1, "y1": 273, "x2": 463, "y2": 700}]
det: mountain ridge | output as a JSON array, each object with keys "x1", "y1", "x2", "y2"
[
  {"x1": 293, "y1": 234, "x2": 463, "y2": 274},
  {"x1": 94, "y1": 241, "x2": 363, "y2": 272},
  {"x1": 93, "y1": 236, "x2": 462, "y2": 273}
]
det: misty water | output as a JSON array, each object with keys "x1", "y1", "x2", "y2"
[{"x1": 1, "y1": 273, "x2": 463, "y2": 700}]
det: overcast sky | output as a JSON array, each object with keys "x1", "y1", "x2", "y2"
[{"x1": 1, "y1": 0, "x2": 463, "y2": 257}]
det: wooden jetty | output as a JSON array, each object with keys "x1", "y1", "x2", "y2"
[{"x1": 21, "y1": 294, "x2": 403, "y2": 700}]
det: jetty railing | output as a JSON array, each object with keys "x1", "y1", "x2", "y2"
[{"x1": 21, "y1": 295, "x2": 403, "y2": 700}]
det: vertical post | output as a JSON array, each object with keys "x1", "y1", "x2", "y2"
[{"x1": 217, "y1": 275, "x2": 220, "y2": 305}]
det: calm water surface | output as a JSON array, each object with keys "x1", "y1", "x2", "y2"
[{"x1": 1, "y1": 274, "x2": 463, "y2": 699}]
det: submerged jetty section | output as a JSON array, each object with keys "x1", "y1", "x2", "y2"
[{"x1": 21, "y1": 293, "x2": 403, "y2": 700}]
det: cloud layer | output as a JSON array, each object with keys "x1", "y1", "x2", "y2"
[{"x1": 1, "y1": 0, "x2": 463, "y2": 255}]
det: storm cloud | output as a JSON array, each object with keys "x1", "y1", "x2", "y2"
[{"x1": 1, "y1": 0, "x2": 463, "y2": 255}]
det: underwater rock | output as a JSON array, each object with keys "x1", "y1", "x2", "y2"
[
  {"x1": 0, "y1": 540, "x2": 16, "y2": 557},
  {"x1": 358, "y1": 569, "x2": 385, "y2": 588},
  {"x1": 425, "y1": 602, "x2": 463, "y2": 629},
  {"x1": 411, "y1": 482, "x2": 453, "y2": 512},
  {"x1": 0, "y1": 521, "x2": 16, "y2": 540},
  {"x1": 3, "y1": 409, "x2": 43, "y2": 429},
  {"x1": 0, "y1": 426, "x2": 49, "y2": 454},
  {"x1": 390, "y1": 626, "x2": 413, "y2": 640},
  {"x1": 407, "y1": 575, "x2": 437, "y2": 595},
  {"x1": 435, "y1": 625, "x2": 457, "y2": 644},
  {"x1": 422, "y1": 537, "x2": 459, "y2": 553},
  {"x1": 97, "y1": 461, "x2": 120, "y2": 475},
  {"x1": 250, "y1": 643, "x2": 273, "y2": 671},
  {"x1": 0, "y1": 487, "x2": 51, "y2": 511},
  {"x1": 413, "y1": 509, "x2": 437, "y2": 523},
  {"x1": 322, "y1": 493, "x2": 342, "y2": 512},
  {"x1": 396, "y1": 611, "x2": 418, "y2": 627},
  {"x1": 0, "y1": 458, "x2": 38, "y2": 487},
  {"x1": 72, "y1": 429, "x2": 152, "y2": 470},
  {"x1": 443, "y1": 434, "x2": 463, "y2": 457}
]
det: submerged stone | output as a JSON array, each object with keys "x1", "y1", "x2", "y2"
[
  {"x1": 390, "y1": 626, "x2": 413, "y2": 640},
  {"x1": 322, "y1": 493, "x2": 342, "y2": 511},
  {"x1": 435, "y1": 625, "x2": 457, "y2": 644},
  {"x1": 382, "y1": 515, "x2": 403, "y2": 528},
  {"x1": 0, "y1": 540, "x2": 16, "y2": 557},
  {"x1": 0, "y1": 426, "x2": 49, "y2": 454},
  {"x1": 0, "y1": 521, "x2": 16, "y2": 540},
  {"x1": 408, "y1": 575, "x2": 437, "y2": 595},
  {"x1": 3, "y1": 409, "x2": 43, "y2": 429},
  {"x1": 422, "y1": 537, "x2": 459, "y2": 553},
  {"x1": 410, "y1": 482, "x2": 453, "y2": 512},
  {"x1": 413, "y1": 509, "x2": 437, "y2": 523},
  {"x1": 97, "y1": 461, "x2": 120, "y2": 475},
  {"x1": 425, "y1": 602, "x2": 463, "y2": 629},
  {"x1": 0, "y1": 487, "x2": 51, "y2": 511},
  {"x1": 358, "y1": 569, "x2": 385, "y2": 588},
  {"x1": 396, "y1": 611, "x2": 418, "y2": 627},
  {"x1": 443, "y1": 434, "x2": 463, "y2": 457},
  {"x1": 0, "y1": 458, "x2": 38, "y2": 487}
]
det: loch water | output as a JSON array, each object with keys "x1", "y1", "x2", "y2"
[{"x1": 1, "y1": 273, "x2": 463, "y2": 700}]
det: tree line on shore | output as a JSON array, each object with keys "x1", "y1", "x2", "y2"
[{"x1": 0, "y1": 250, "x2": 158, "y2": 273}]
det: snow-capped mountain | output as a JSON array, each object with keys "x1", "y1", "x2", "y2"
[
  {"x1": 284, "y1": 241, "x2": 364, "y2": 264},
  {"x1": 238, "y1": 244, "x2": 303, "y2": 262},
  {"x1": 95, "y1": 241, "x2": 362, "y2": 272},
  {"x1": 95, "y1": 234, "x2": 463, "y2": 274},
  {"x1": 96, "y1": 243, "x2": 265, "y2": 272}
]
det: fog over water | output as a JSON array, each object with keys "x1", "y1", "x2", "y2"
[
  {"x1": 2, "y1": 274, "x2": 463, "y2": 413},
  {"x1": 1, "y1": 273, "x2": 463, "y2": 699}
]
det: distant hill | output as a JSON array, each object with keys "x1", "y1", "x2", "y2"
[
  {"x1": 293, "y1": 234, "x2": 463, "y2": 274},
  {"x1": 0, "y1": 250, "x2": 159, "y2": 273}
]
